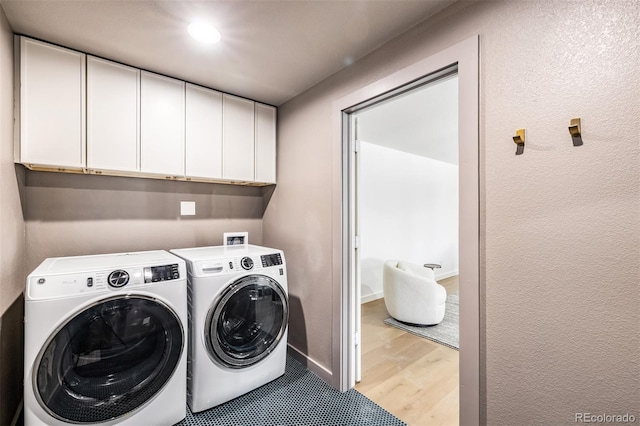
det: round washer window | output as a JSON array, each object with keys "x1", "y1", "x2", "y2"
[
  {"x1": 34, "y1": 296, "x2": 183, "y2": 423},
  {"x1": 207, "y1": 275, "x2": 288, "y2": 368}
]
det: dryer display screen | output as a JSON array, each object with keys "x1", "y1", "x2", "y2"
[
  {"x1": 261, "y1": 253, "x2": 283, "y2": 267},
  {"x1": 144, "y1": 264, "x2": 180, "y2": 283}
]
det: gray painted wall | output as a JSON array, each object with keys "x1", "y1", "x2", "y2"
[
  {"x1": 263, "y1": 1, "x2": 639, "y2": 424},
  {"x1": 0, "y1": 2, "x2": 22, "y2": 318},
  {"x1": 0, "y1": 6, "x2": 24, "y2": 423},
  {"x1": 22, "y1": 171, "x2": 269, "y2": 273}
]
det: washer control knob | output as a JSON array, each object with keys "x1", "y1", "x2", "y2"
[
  {"x1": 108, "y1": 270, "x2": 129, "y2": 288},
  {"x1": 240, "y1": 257, "x2": 254, "y2": 270}
]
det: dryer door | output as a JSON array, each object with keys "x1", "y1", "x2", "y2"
[
  {"x1": 34, "y1": 295, "x2": 183, "y2": 423},
  {"x1": 207, "y1": 274, "x2": 288, "y2": 368}
]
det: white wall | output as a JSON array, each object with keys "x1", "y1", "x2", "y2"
[
  {"x1": 359, "y1": 142, "x2": 458, "y2": 302},
  {"x1": 264, "y1": 1, "x2": 639, "y2": 424}
]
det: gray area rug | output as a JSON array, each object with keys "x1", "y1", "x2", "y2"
[
  {"x1": 384, "y1": 292, "x2": 459, "y2": 350},
  {"x1": 179, "y1": 354, "x2": 406, "y2": 426}
]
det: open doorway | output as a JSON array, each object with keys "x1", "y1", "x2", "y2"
[
  {"x1": 332, "y1": 35, "x2": 479, "y2": 425},
  {"x1": 355, "y1": 73, "x2": 459, "y2": 302},
  {"x1": 350, "y1": 72, "x2": 459, "y2": 425}
]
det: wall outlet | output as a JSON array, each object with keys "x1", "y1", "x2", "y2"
[{"x1": 180, "y1": 201, "x2": 196, "y2": 216}]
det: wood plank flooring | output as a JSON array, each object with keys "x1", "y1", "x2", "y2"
[{"x1": 355, "y1": 276, "x2": 459, "y2": 426}]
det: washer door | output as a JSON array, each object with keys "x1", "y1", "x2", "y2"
[
  {"x1": 34, "y1": 295, "x2": 183, "y2": 423},
  {"x1": 207, "y1": 274, "x2": 288, "y2": 368}
]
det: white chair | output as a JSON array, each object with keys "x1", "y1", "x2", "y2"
[{"x1": 383, "y1": 259, "x2": 447, "y2": 325}]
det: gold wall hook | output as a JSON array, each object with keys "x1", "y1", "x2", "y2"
[
  {"x1": 568, "y1": 118, "x2": 583, "y2": 146},
  {"x1": 513, "y1": 129, "x2": 525, "y2": 155}
]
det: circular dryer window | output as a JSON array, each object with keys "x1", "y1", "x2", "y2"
[
  {"x1": 207, "y1": 274, "x2": 288, "y2": 368},
  {"x1": 34, "y1": 296, "x2": 183, "y2": 423}
]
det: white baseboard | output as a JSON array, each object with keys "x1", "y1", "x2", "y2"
[
  {"x1": 435, "y1": 269, "x2": 458, "y2": 281},
  {"x1": 287, "y1": 343, "x2": 333, "y2": 385},
  {"x1": 361, "y1": 291, "x2": 383, "y2": 304}
]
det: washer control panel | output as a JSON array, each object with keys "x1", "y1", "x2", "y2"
[
  {"x1": 144, "y1": 264, "x2": 180, "y2": 283},
  {"x1": 28, "y1": 263, "x2": 184, "y2": 300}
]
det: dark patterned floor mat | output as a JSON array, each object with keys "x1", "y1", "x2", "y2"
[{"x1": 177, "y1": 354, "x2": 406, "y2": 426}]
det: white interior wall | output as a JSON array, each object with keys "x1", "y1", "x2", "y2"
[{"x1": 359, "y1": 141, "x2": 458, "y2": 302}]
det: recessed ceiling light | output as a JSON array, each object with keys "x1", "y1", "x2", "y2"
[{"x1": 188, "y1": 22, "x2": 221, "y2": 44}]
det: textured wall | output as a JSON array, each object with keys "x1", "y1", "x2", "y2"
[
  {"x1": 23, "y1": 171, "x2": 268, "y2": 272},
  {"x1": 263, "y1": 1, "x2": 639, "y2": 423},
  {"x1": 0, "y1": 2, "x2": 23, "y2": 316},
  {"x1": 480, "y1": 2, "x2": 639, "y2": 423},
  {"x1": 0, "y1": 295, "x2": 24, "y2": 426},
  {"x1": 0, "y1": 6, "x2": 25, "y2": 424}
]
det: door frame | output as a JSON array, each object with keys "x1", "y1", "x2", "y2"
[{"x1": 330, "y1": 35, "x2": 480, "y2": 425}]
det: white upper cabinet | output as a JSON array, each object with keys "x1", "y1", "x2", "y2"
[
  {"x1": 222, "y1": 94, "x2": 255, "y2": 182},
  {"x1": 87, "y1": 57, "x2": 139, "y2": 173},
  {"x1": 185, "y1": 84, "x2": 223, "y2": 180},
  {"x1": 16, "y1": 37, "x2": 86, "y2": 168},
  {"x1": 255, "y1": 104, "x2": 277, "y2": 184},
  {"x1": 140, "y1": 71, "x2": 185, "y2": 176},
  {"x1": 16, "y1": 36, "x2": 277, "y2": 185}
]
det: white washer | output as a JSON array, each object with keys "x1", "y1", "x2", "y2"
[
  {"x1": 170, "y1": 244, "x2": 288, "y2": 413},
  {"x1": 24, "y1": 250, "x2": 187, "y2": 425}
]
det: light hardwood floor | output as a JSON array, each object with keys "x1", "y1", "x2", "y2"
[{"x1": 355, "y1": 276, "x2": 459, "y2": 426}]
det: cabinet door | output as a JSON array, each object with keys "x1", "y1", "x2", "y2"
[
  {"x1": 140, "y1": 71, "x2": 185, "y2": 176},
  {"x1": 185, "y1": 84, "x2": 222, "y2": 179},
  {"x1": 222, "y1": 94, "x2": 254, "y2": 181},
  {"x1": 87, "y1": 57, "x2": 139, "y2": 172},
  {"x1": 255, "y1": 103, "x2": 277, "y2": 184},
  {"x1": 18, "y1": 37, "x2": 85, "y2": 168}
]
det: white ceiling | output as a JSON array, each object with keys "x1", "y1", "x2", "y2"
[
  {"x1": 0, "y1": 0, "x2": 454, "y2": 106},
  {"x1": 356, "y1": 74, "x2": 458, "y2": 164}
]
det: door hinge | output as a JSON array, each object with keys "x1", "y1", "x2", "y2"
[
  {"x1": 353, "y1": 235, "x2": 360, "y2": 249},
  {"x1": 353, "y1": 139, "x2": 360, "y2": 153},
  {"x1": 354, "y1": 331, "x2": 361, "y2": 347}
]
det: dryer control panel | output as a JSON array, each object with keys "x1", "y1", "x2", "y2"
[
  {"x1": 192, "y1": 253, "x2": 284, "y2": 276},
  {"x1": 261, "y1": 253, "x2": 283, "y2": 267}
]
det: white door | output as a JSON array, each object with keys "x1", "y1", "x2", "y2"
[
  {"x1": 140, "y1": 71, "x2": 185, "y2": 176},
  {"x1": 222, "y1": 94, "x2": 255, "y2": 181},
  {"x1": 185, "y1": 83, "x2": 223, "y2": 179},
  {"x1": 87, "y1": 56, "x2": 139, "y2": 172},
  {"x1": 349, "y1": 117, "x2": 362, "y2": 383},
  {"x1": 18, "y1": 37, "x2": 86, "y2": 168}
]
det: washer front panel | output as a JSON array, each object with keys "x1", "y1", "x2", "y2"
[
  {"x1": 34, "y1": 295, "x2": 184, "y2": 423},
  {"x1": 205, "y1": 274, "x2": 288, "y2": 368}
]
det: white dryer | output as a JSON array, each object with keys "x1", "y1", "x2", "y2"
[
  {"x1": 169, "y1": 244, "x2": 288, "y2": 413},
  {"x1": 24, "y1": 250, "x2": 187, "y2": 425}
]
